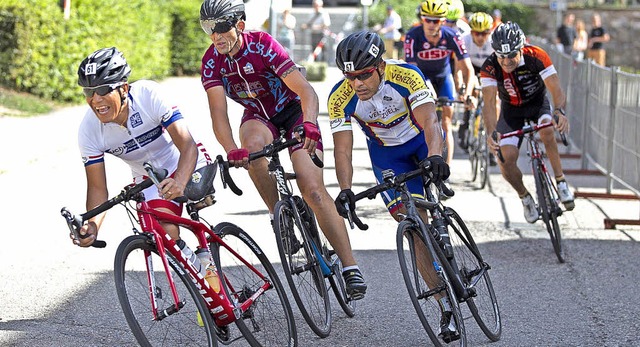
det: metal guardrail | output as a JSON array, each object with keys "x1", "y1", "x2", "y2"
[{"x1": 531, "y1": 37, "x2": 640, "y2": 200}]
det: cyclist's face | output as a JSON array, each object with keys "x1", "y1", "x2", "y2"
[
  {"x1": 86, "y1": 83, "x2": 129, "y2": 124},
  {"x1": 497, "y1": 50, "x2": 520, "y2": 73},
  {"x1": 421, "y1": 16, "x2": 443, "y2": 36},
  {"x1": 471, "y1": 30, "x2": 490, "y2": 46},
  {"x1": 344, "y1": 63, "x2": 383, "y2": 101},
  {"x1": 209, "y1": 21, "x2": 243, "y2": 55}
]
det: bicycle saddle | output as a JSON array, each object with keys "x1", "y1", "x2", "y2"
[{"x1": 184, "y1": 163, "x2": 217, "y2": 201}]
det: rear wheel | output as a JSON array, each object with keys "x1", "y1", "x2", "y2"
[
  {"x1": 212, "y1": 222, "x2": 298, "y2": 347},
  {"x1": 274, "y1": 199, "x2": 331, "y2": 338},
  {"x1": 444, "y1": 207, "x2": 501, "y2": 341},
  {"x1": 114, "y1": 234, "x2": 218, "y2": 347},
  {"x1": 396, "y1": 221, "x2": 466, "y2": 346}
]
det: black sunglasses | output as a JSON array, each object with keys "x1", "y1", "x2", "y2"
[
  {"x1": 496, "y1": 50, "x2": 519, "y2": 59},
  {"x1": 82, "y1": 83, "x2": 124, "y2": 98},
  {"x1": 201, "y1": 18, "x2": 237, "y2": 35},
  {"x1": 344, "y1": 66, "x2": 378, "y2": 81}
]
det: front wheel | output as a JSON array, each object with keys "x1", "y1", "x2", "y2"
[
  {"x1": 396, "y1": 221, "x2": 467, "y2": 347},
  {"x1": 273, "y1": 199, "x2": 331, "y2": 338},
  {"x1": 212, "y1": 222, "x2": 298, "y2": 347},
  {"x1": 533, "y1": 161, "x2": 565, "y2": 263},
  {"x1": 445, "y1": 207, "x2": 501, "y2": 341},
  {"x1": 114, "y1": 234, "x2": 218, "y2": 347},
  {"x1": 477, "y1": 129, "x2": 490, "y2": 190}
]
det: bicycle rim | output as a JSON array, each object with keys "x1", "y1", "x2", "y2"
[
  {"x1": 478, "y1": 130, "x2": 490, "y2": 190},
  {"x1": 327, "y1": 249, "x2": 356, "y2": 317},
  {"x1": 213, "y1": 222, "x2": 298, "y2": 347},
  {"x1": 274, "y1": 200, "x2": 331, "y2": 338},
  {"x1": 542, "y1": 172, "x2": 565, "y2": 263},
  {"x1": 445, "y1": 208, "x2": 502, "y2": 341},
  {"x1": 396, "y1": 221, "x2": 467, "y2": 347},
  {"x1": 114, "y1": 235, "x2": 217, "y2": 347}
]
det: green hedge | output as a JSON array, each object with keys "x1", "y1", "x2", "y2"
[{"x1": 0, "y1": 0, "x2": 209, "y2": 102}]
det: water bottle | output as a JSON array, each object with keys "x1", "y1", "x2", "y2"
[
  {"x1": 177, "y1": 239, "x2": 203, "y2": 274},
  {"x1": 204, "y1": 263, "x2": 221, "y2": 293},
  {"x1": 195, "y1": 248, "x2": 211, "y2": 276}
]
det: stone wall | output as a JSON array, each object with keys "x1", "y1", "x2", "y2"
[{"x1": 530, "y1": 6, "x2": 640, "y2": 69}]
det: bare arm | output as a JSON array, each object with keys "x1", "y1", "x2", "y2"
[
  {"x1": 164, "y1": 119, "x2": 198, "y2": 197},
  {"x1": 206, "y1": 86, "x2": 237, "y2": 153},
  {"x1": 544, "y1": 74, "x2": 569, "y2": 133},
  {"x1": 332, "y1": 130, "x2": 354, "y2": 190},
  {"x1": 282, "y1": 66, "x2": 321, "y2": 153},
  {"x1": 76, "y1": 162, "x2": 108, "y2": 247},
  {"x1": 482, "y1": 84, "x2": 499, "y2": 146},
  {"x1": 413, "y1": 101, "x2": 444, "y2": 157},
  {"x1": 459, "y1": 58, "x2": 475, "y2": 100}
]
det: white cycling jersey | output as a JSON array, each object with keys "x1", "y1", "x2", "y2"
[
  {"x1": 462, "y1": 32, "x2": 494, "y2": 70},
  {"x1": 78, "y1": 80, "x2": 209, "y2": 184}
]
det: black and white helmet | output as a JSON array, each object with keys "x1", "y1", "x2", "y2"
[
  {"x1": 77, "y1": 47, "x2": 130, "y2": 87},
  {"x1": 200, "y1": 0, "x2": 246, "y2": 22},
  {"x1": 491, "y1": 22, "x2": 526, "y2": 54},
  {"x1": 335, "y1": 31, "x2": 385, "y2": 72}
]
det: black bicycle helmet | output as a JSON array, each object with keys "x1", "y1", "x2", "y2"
[
  {"x1": 335, "y1": 31, "x2": 386, "y2": 72},
  {"x1": 491, "y1": 22, "x2": 526, "y2": 54},
  {"x1": 77, "y1": 47, "x2": 130, "y2": 87},
  {"x1": 200, "y1": 0, "x2": 246, "y2": 22}
]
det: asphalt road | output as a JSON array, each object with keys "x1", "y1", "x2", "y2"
[{"x1": 1, "y1": 70, "x2": 638, "y2": 347}]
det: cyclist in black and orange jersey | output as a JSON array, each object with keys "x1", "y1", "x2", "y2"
[{"x1": 480, "y1": 22, "x2": 575, "y2": 224}]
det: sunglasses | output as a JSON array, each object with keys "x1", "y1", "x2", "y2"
[
  {"x1": 472, "y1": 31, "x2": 490, "y2": 37},
  {"x1": 496, "y1": 50, "x2": 519, "y2": 59},
  {"x1": 344, "y1": 66, "x2": 378, "y2": 81},
  {"x1": 82, "y1": 83, "x2": 124, "y2": 98},
  {"x1": 200, "y1": 18, "x2": 237, "y2": 35},
  {"x1": 421, "y1": 16, "x2": 442, "y2": 24}
]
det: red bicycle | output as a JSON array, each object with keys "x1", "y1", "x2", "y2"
[
  {"x1": 61, "y1": 160, "x2": 297, "y2": 346},
  {"x1": 494, "y1": 120, "x2": 569, "y2": 263}
]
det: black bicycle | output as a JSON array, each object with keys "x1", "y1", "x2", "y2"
[
  {"x1": 346, "y1": 160, "x2": 501, "y2": 346},
  {"x1": 465, "y1": 89, "x2": 491, "y2": 190},
  {"x1": 494, "y1": 120, "x2": 569, "y2": 263},
  {"x1": 234, "y1": 126, "x2": 355, "y2": 338}
]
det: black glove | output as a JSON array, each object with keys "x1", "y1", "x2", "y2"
[
  {"x1": 427, "y1": 155, "x2": 450, "y2": 182},
  {"x1": 334, "y1": 189, "x2": 356, "y2": 218}
]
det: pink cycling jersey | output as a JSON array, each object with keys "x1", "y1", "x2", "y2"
[{"x1": 201, "y1": 31, "x2": 299, "y2": 120}]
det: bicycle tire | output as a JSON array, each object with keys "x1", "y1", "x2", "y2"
[
  {"x1": 478, "y1": 129, "x2": 490, "y2": 190},
  {"x1": 396, "y1": 221, "x2": 467, "y2": 347},
  {"x1": 212, "y1": 222, "x2": 298, "y2": 347},
  {"x1": 273, "y1": 199, "x2": 331, "y2": 338},
  {"x1": 533, "y1": 160, "x2": 565, "y2": 263},
  {"x1": 114, "y1": 234, "x2": 218, "y2": 347},
  {"x1": 306, "y1": 209, "x2": 356, "y2": 318},
  {"x1": 444, "y1": 207, "x2": 502, "y2": 341}
]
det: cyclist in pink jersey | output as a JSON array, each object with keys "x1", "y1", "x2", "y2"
[
  {"x1": 74, "y1": 47, "x2": 211, "y2": 247},
  {"x1": 199, "y1": 0, "x2": 367, "y2": 298}
]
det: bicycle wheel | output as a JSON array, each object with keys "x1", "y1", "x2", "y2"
[
  {"x1": 397, "y1": 221, "x2": 467, "y2": 347},
  {"x1": 273, "y1": 199, "x2": 331, "y2": 338},
  {"x1": 114, "y1": 234, "x2": 218, "y2": 347},
  {"x1": 533, "y1": 163, "x2": 565, "y2": 263},
  {"x1": 444, "y1": 207, "x2": 502, "y2": 341},
  {"x1": 212, "y1": 222, "x2": 298, "y2": 347},
  {"x1": 478, "y1": 129, "x2": 490, "y2": 190},
  {"x1": 306, "y1": 209, "x2": 356, "y2": 318},
  {"x1": 326, "y1": 247, "x2": 356, "y2": 317}
]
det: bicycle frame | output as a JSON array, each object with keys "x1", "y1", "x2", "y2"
[{"x1": 132, "y1": 202, "x2": 273, "y2": 326}]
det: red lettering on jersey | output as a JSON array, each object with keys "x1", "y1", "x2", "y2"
[{"x1": 417, "y1": 49, "x2": 450, "y2": 60}]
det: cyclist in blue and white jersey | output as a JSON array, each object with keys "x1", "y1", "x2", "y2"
[
  {"x1": 74, "y1": 47, "x2": 211, "y2": 247},
  {"x1": 329, "y1": 31, "x2": 459, "y2": 341},
  {"x1": 404, "y1": 0, "x2": 475, "y2": 166}
]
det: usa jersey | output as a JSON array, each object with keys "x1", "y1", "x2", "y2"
[
  {"x1": 78, "y1": 80, "x2": 209, "y2": 182},
  {"x1": 404, "y1": 25, "x2": 469, "y2": 79},
  {"x1": 328, "y1": 60, "x2": 436, "y2": 146},
  {"x1": 201, "y1": 31, "x2": 298, "y2": 120},
  {"x1": 480, "y1": 45, "x2": 557, "y2": 107}
]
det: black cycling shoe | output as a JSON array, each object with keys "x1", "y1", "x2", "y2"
[
  {"x1": 342, "y1": 269, "x2": 367, "y2": 301},
  {"x1": 439, "y1": 310, "x2": 461, "y2": 343}
]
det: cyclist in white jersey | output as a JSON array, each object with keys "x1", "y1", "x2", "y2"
[{"x1": 74, "y1": 47, "x2": 211, "y2": 247}]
